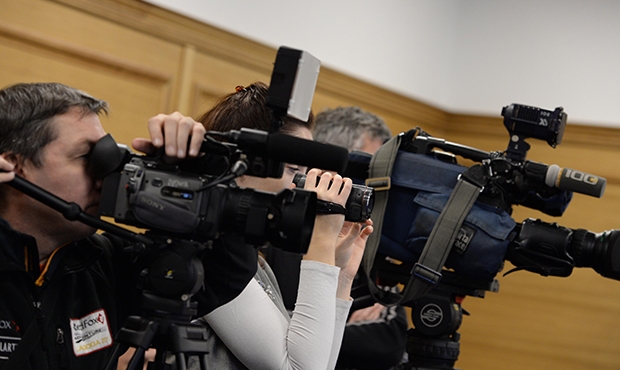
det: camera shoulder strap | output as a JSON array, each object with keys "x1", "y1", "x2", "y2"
[
  {"x1": 403, "y1": 166, "x2": 486, "y2": 302},
  {"x1": 363, "y1": 132, "x2": 487, "y2": 306},
  {"x1": 362, "y1": 132, "x2": 402, "y2": 305}
]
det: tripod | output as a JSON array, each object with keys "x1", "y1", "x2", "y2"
[
  {"x1": 361, "y1": 256, "x2": 498, "y2": 370},
  {"x1": 103, "y1": 237, "x2": 211, "y2": 370},
  {"x1": 103, "y1": 292, "x2": 210, "y2": 370},
  {"x1": 396, "y1": 272, "x2": 498, "y2": 370}
]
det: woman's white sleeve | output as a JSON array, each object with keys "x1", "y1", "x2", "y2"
[
  {"x1": 204, "y1": 260, "x2": 340, "y2": 370},
  {"x1": 327, "y1": 298, "x2": 353, "y2": 369}
]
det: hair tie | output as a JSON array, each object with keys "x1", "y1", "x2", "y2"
[{"x1": 235, "y1": 85, "x2": 246, "y2": 93}]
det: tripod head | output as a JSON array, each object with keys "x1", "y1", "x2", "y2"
[
  {"x1": 103, "y1": 237, "x2": 212, "y2": 370},
  {"x1": 354, "y1": 254, "x2": 499, "y2": 370}
]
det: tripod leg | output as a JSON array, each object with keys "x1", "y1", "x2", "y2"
[
  {"x1": 103, "y1": 342, "x2": 129, "y2": 370},
  {"x1": 170, "y1": 324, "x2": 211, "y2": 370},
  {"x1": 105, "y1": 316, "x2": 160, "y2": 370}
]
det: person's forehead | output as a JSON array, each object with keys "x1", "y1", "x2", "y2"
[{"x1": 51, "y1": 108, "x2": 106, "y2": 143}]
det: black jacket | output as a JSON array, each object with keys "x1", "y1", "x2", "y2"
[
  {"x1": 0, "y1": 218, "x2": 144, "y2": 370},
  {"x1": 0, "y1": 216, "x2": 258, "y2": 370}
]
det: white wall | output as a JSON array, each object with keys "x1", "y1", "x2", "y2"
[
  {"x1": 144, "y1": 0, "x2": 620, "y2": 127},
  {"x1": 450, "y1": 0, "x2": 620, "y2": 126}
]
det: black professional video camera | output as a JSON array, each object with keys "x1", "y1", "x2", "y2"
[
  {"x1": 346, "y1": 104, "x2": 620, "y2": 369},
  {"x1": 91, "y1": 133, "x2": 317, "y2": 253},
  {"x1": 89, "y1": 46, "x2": 351, "y2": 255}
]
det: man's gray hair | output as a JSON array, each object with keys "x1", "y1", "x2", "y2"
[
  {"x1": 313, "y1": 106, "x2": 391, "y2": 151},
  {"x1": 0, "y1": 82, "x2": 108, "y2": 166}
]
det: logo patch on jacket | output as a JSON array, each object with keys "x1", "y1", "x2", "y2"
[
  {"x1": 70, "y1": 309, "x2": 113, "y2": 356},
  {"x1": 0, "y1": 319, "x2": 20, "y2": 360},
  {"x1": 0, "y1": 337, "x2": 19, "y2": 361}
]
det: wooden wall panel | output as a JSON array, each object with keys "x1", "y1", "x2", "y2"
[
  {"x1": 180, "y1": 49, "x2": 272, "y2": 119},
  {"x1": 0, "y1": 0, "x2": 619, "y2": 369},
  {"x1": 0, "y1": 0, "x2": 184, "y2": 146}
]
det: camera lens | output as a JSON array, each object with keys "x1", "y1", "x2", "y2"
[{"x1": 569, "y1": 228, "x2": 620, "y2": 281}]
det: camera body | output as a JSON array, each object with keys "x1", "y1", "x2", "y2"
[
  {"x1": 292, "y1": 173, "x2": 374, "y2": 222},
  {"x1": 93, "y1": 134, "x2": 318, "y2": 253},
  {"x1": 99, "y1": 155, "x2": 212, "y2": 236}
]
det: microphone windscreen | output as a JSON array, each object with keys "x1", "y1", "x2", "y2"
[
  {"x1": 546, "y1": 164, "x2": 606, "y2": 198},
  {"x1": 266, "y1": 133, "x2": 349, "y2": 173}
]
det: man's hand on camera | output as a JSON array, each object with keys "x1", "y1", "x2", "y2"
[{"x1": 131, "y1": 112, "x2": 206, "y2": 159}]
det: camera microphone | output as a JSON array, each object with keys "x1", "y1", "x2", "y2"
[
  {"x1": 524, "y1": 161, "x2": 606, "y2": 198},
  {"x1": 208, "y1": 128, "x2": 349, "y2": 174},
  {"x1": 545, "y1": 164, "x2": 606, "y2": 198}
]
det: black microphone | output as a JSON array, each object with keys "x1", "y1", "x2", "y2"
[
  {"x1": 209, "y1": 128, "x2": 349, "y2": 174},
  {"x1": 545, "y1": 164, "x2": 606, "y2": 198}
]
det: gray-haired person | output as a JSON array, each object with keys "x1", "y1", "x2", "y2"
[{"x1": 314, "y1": 106, "x2": 392, "y2": 154}]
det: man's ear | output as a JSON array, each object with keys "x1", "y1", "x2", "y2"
[{"x1": 3, "y1": 153, "x2": 25, "y2": 177}]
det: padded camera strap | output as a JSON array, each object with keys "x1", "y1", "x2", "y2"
[
  {"x1": 363, "y1": 132, "x2": 487, "y2": 306},
  {"x1": 404, "y1": 166, "x2": 486, "y2": 301},
  {"x1": 362, "y1": 132, "x2": 402, "y2": 305}
]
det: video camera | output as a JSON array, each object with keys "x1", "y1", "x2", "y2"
[
  {"x1": 292, "y1": 173, "x2": 374, "y2": 222},
  {"x1": 347, "y1": 103, "x2": 620, "y2": 369},
  {"x1": 351, "y1": 104, "x2": 617, "y2": 289},
  {"x1": 88, "y1": 46, "x2": 351, "y2": 255},
  {"x1": 91, "y1": 132, "x2": 317, "y2": 254}
]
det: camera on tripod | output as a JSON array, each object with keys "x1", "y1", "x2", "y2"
[{"x1": 354, "y1": 103, "x2": 616, "y2": 288}]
